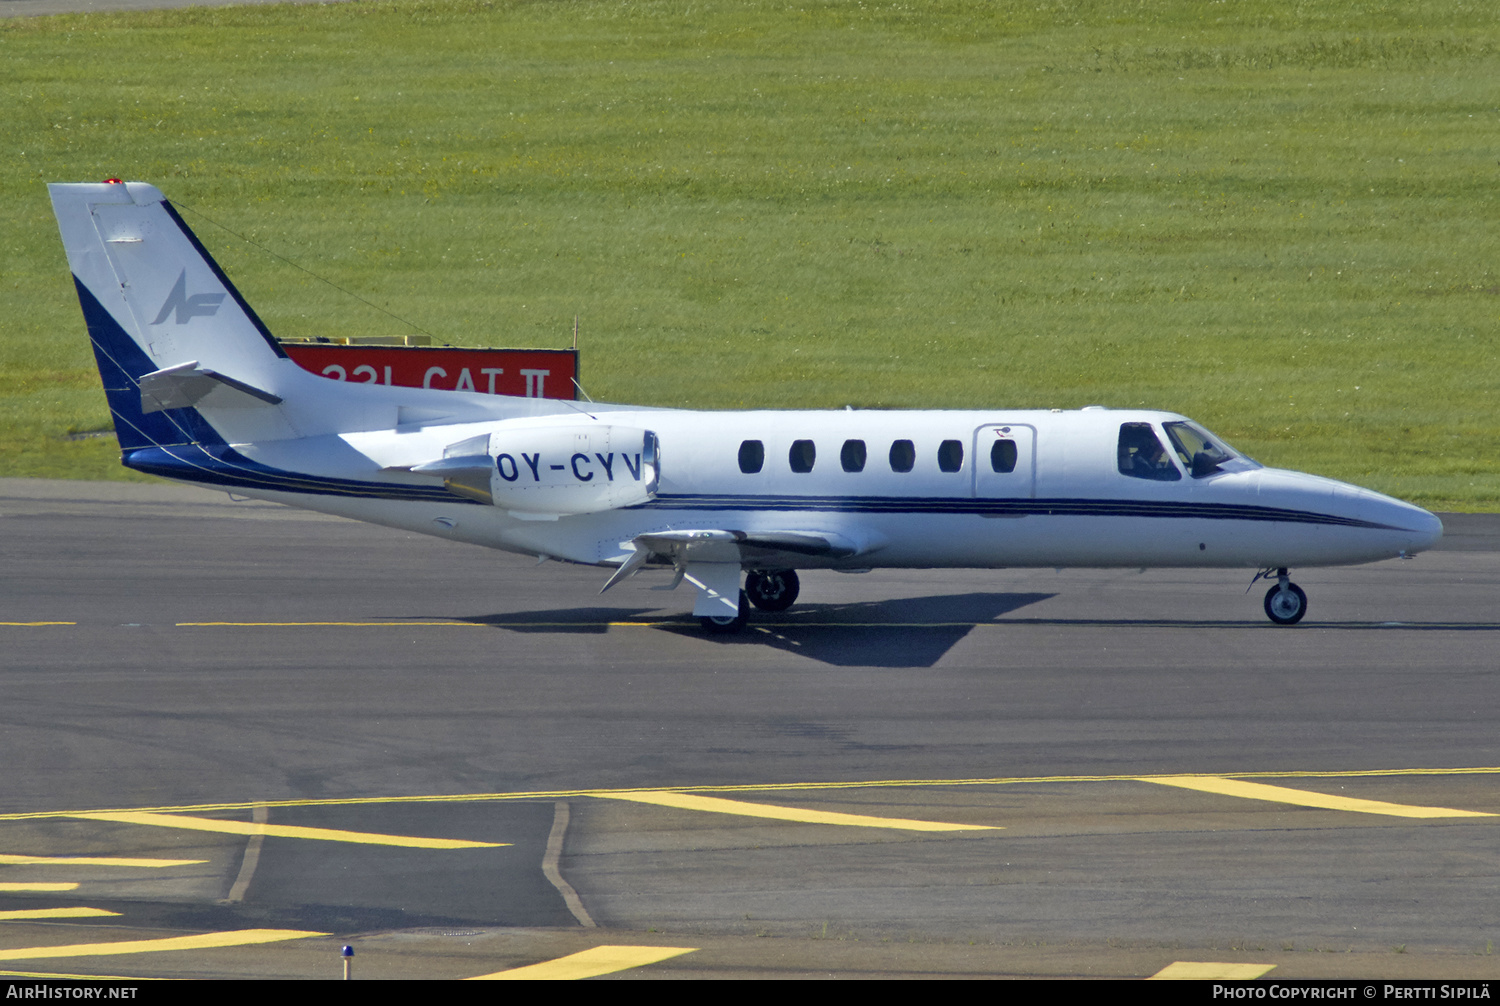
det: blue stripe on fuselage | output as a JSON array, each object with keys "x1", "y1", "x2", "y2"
[
  {"x1": 123, "y1": 447, "x2": 1407, "y2": 530},
  {"x1": 632, "y1": 493, "x2": 1402, "y2": 531},
  {"x1": 125, "y1": 443, "x2": 471, "y2": 503}
]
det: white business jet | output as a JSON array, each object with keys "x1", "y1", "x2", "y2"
[{"x1": 50, "y1": 181, "x2": 1443, "y2": 633}]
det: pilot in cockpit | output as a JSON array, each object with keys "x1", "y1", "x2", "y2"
[{"x1": 1117, "y1": 422, "x2": 1181, "y2": 481}]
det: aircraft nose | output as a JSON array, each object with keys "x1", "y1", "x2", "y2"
[
  {"x1": 1354, "y1": 488, "x2": 1443, "y2": 554},
  {"x1": 1403, "y1": 505, "x2": 1444, "y2": 553}
]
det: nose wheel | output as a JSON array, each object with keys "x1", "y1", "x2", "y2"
[{"x1": 1262, "y1": 569, "x2": 1307, "y2": 625}]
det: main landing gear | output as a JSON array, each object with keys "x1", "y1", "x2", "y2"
[
  {"x1": 1261, "y1": 567, "x2": 1308, "y2": 625},
  {"x1": 745, "y1": 569, "x2": 800, "y2": 612},
  {"x1": 700, "y1": 570, "x2": 801, "y2": 634},
  {"x1": 699, "y1": 590, "x2": 749, "y2": 634}
]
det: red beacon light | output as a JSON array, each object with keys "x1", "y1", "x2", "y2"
[{"x1": 103, "y1": 178, "x2": 123, "y2": 184}]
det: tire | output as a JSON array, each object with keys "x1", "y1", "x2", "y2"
[
  {"x1": 700, "y1": 590, "x2": 749, "y2": 634},
  {"x1": 745, "y1": 570, "x2": 800, "y2": 612},
  {"x1": 1263, "y1": 582, "x2": 1307, "y2": 625}
]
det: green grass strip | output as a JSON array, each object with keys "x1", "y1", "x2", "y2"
[{"x1": 3, "y1": 0, "x2": 1497, "y2": 508}]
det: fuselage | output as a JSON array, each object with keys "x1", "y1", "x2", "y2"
[{"x1": 224, "y1": 404, "x2": 1442, "y2": 573}]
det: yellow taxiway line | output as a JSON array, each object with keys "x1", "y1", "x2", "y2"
[
  {"x1": 1143, "y1": 777, "x2": 1497, "y2": 819},
  {"x1": 469, "y1": 945, "x2": 697, "y2": 980},
  {"x1": 0, "y1": 909, "x2": 121, "y2": 921},
  {"x1": 0, "y1": 929, "x2": 323, "y2": 961},
  {"x1": 1150, "y1": 961, "x2": 1277, "y2": 980},
  {"x1": 0, "y1": 854, "x2": 207, "y2": 867},
  {"x1": 67, "y1": 811, "x2": 507, "y2": 849},
  {"x1": 177, "y1": 621, "x2": 481, "y2": 627},
  {"x1": 0, "y1": 766, "x2": 1492, "y2": 824},
  {"x1": 0, "y1": 883, "x2": 78, "y2": 892},
  {"x1": 0, "y1": 970, "x2": 154, "y2": 980},
  {"x1": 594, "y1": 791, "x2": 996, "y2": 831}
]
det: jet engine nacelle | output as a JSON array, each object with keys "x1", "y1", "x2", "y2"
[{"x1": 413, "y1": 425, "x2": 659, "y2": 516}]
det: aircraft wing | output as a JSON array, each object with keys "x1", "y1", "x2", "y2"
[
  {"x1": 599, "y1": 527, "x2": 885, "y2": 594},
  {"x1": 640, "y1": 529, "x2": 866, "y2": 561}
]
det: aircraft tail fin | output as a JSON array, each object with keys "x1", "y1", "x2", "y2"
[{"x1": 49, "y1": 181, "x2": 294, "y2": 453}]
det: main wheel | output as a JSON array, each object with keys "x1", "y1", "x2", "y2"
[
  {"x1": 745, "y1": 570, "x2": 800, "y2": 612},
  {"x1": 700, "y1": 589, "x2": 749, "y2": 634},
  {"x1": 1263, "y1": 582, "x2": 1307, "y2": 625}
]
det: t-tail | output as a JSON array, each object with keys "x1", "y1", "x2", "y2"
[
  {"x1": 50, "y1": 181, "x2": 300, "y2": 461},
  {"x1": 50, "y1": 181, "x2": 565, "y2": 492}
]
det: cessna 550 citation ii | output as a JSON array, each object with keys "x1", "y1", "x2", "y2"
[{"x1": 50, "y1": 180, "x2": 1443, "y2": 633}]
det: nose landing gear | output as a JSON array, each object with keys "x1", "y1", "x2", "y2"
[{"x1": 1261, "y1": 568, "x2": 1307, "y2": 625}]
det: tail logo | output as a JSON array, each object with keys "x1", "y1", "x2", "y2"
[{"x1": 151, "y1": 270, "x2": 227, "y2": 325}]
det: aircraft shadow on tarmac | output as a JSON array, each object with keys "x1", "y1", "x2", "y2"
[
  {"x1": 437, "y1": 591, "x2": 1057, "y2": 668},
  {"x1": 408, "y1": 592, "x2": 1500, "y2": 668}
]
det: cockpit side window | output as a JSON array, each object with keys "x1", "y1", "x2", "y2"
[{"x1": 1117, "y1": 423, "x2": 1181, "y2": 481}]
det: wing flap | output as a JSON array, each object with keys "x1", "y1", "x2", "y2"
[
  {"x1": 598, "y1": 527, "x2": 886, "y2": 594},
  {"x1": 635, "y1": 528, "x2": 881, "y2": 562}
]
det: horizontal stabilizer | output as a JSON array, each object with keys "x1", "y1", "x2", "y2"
[{"x1": 138, "y1": 361, "x2": 283, "y2": 414}]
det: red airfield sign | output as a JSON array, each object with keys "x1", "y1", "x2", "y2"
[{"x1": 281, "y1": 344, "x2": 578, "y2": 400}]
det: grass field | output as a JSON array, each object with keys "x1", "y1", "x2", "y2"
[{"x1": 3, "y1": 0, "x2": 1497, "y2": 508}]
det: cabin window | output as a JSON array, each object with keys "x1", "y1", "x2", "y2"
[
  {"x1": 1117, "y1": 423, "x2": 1181, "y2": 481},
  {"x1": 789, "y1": 439, "x2": 816, "y2": 473},
  {"x1": 840, "y1": 439, "x2": 867, "y2": 472},
  {"x1": 937, "y1": 439, "x2": 964, "y2": 473},
  {"x1": 738, "y1": 440, "x2": 764, "y2": 474},
  {"x1": 889, "y1": 439, "x2": 915, "y2": 473},
  {"x1": 991, "y1": 439, "x2": 1018, "y2": 473}
]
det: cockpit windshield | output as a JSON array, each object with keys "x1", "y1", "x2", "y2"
[{"x1": 1162, "y1": 421, "x2": 1259, "y2": 478}]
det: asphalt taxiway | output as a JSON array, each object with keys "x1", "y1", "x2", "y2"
[{"x1": 1, "y1": 478, "x2": 1497, "y2": 979}]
